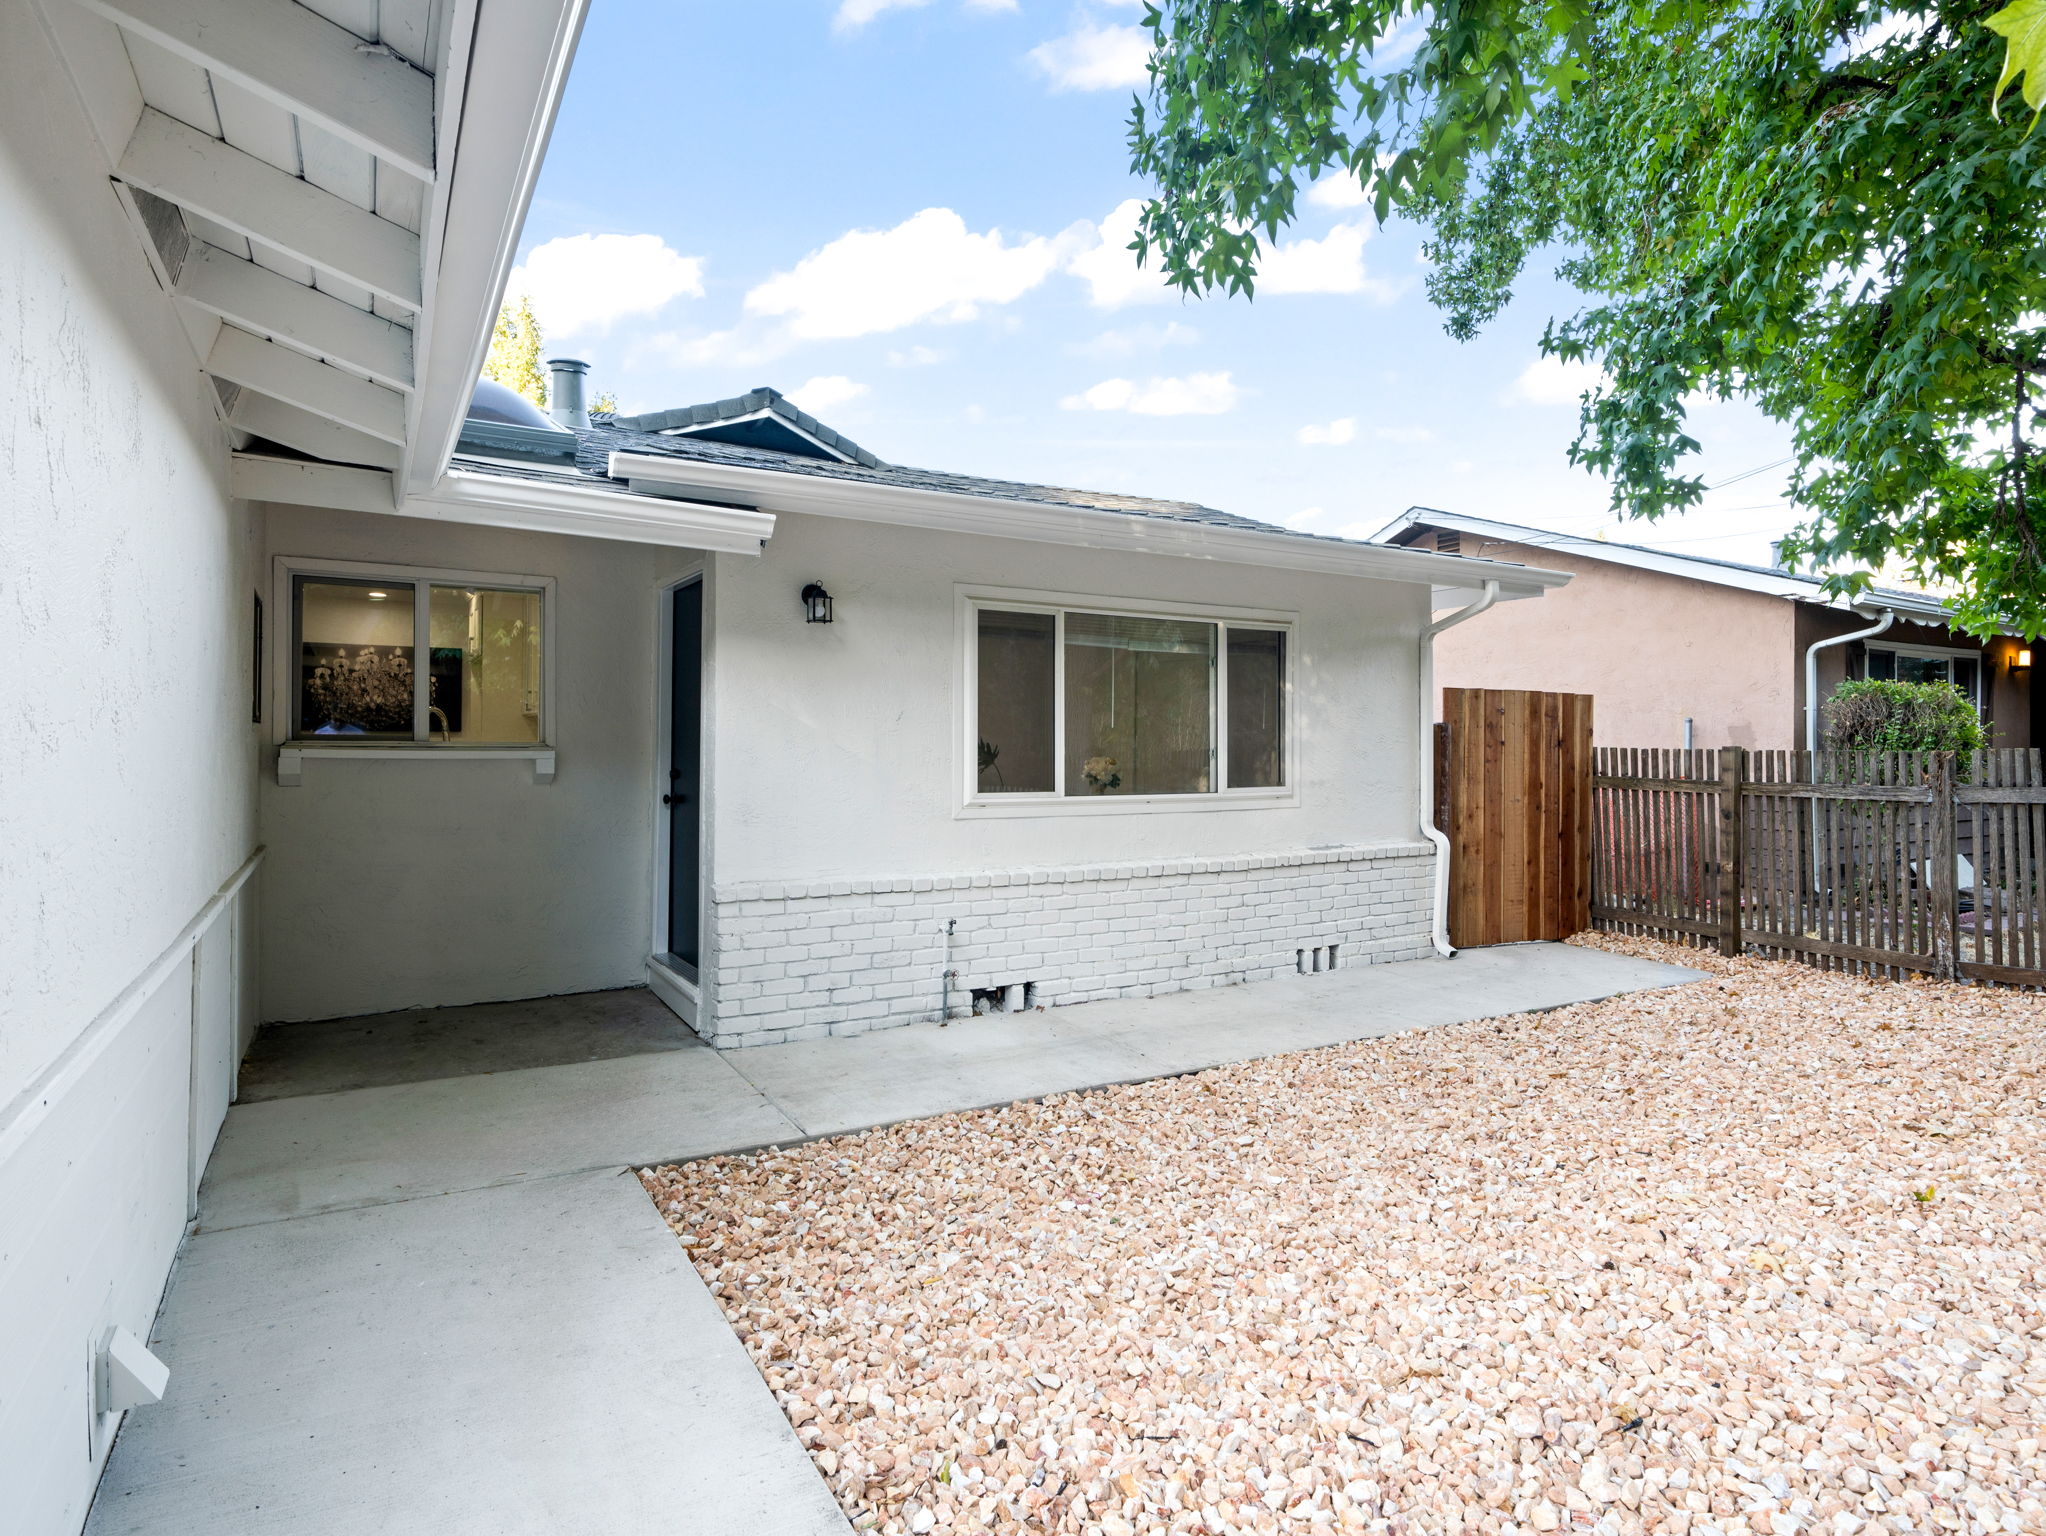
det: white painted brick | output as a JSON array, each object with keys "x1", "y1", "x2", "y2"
[{"x1": 703, "y1": 841, "x2": 1433, "y2": 1046}]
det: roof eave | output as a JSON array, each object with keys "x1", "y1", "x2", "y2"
[
  {"x1": 1387, "y1": 507, "x2": 1955, "y2": 621},
  {"x1": 608, "y1": 451, "x2": 1570, "y2": 601}
]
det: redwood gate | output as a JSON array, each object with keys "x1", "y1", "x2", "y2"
[{"x1": 1434, "y1": 688, "x2": 1595, "y2": 948}]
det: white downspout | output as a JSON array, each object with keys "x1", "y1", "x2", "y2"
[
  {"x1": 1804, "y1": 608, "x2": 1895, "y2": 753},
  {"x1": 1421, "y1": 580, "x2": 1500, "y2": 958}
]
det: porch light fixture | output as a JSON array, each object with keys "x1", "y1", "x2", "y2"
[
  {"x1": 800, "y1": 581, "x2": 834, "y2": 624},
  {"x1": 2013, "y1": 648, "x2": 2033, "y2": 675}
]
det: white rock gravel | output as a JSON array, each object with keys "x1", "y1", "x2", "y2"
[{"x1": 640, "y1": 936, "x2": 2045, "y2": 1536}]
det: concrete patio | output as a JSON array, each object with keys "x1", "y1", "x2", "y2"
[{"x1": 84, "y1": 942, "x2": 1703, "y2": 1535}]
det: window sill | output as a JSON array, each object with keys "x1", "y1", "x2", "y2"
[
  {"x1": 276, "y1": 745, "x2": 556, "y2": 786},
  {"x1": 956, "y1": 789, "x2": 1297, "y2": 820}
]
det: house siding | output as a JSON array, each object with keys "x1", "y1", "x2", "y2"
[
  {"x1": 1425, "y1": 538, "x2": 1801, "y2": 748},
  {"x1": 1794, "y1": 606, "x2": 2033, "y2": 751},
  {"x1": 256, "y1": 504, "x2": 704, "y2": 1023},
  {"x1": 0, "y1": 9, "x2": 261, "y2": 1529},
  {"x1": 697, "y1": 842, "x2": 1434, "y2": 1046}
]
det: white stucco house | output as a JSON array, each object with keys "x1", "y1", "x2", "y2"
[
  {"x1": 262, "y1": 373, "x2": 1566, "y2": 1048},
  {"x1": 0, "y1": 0, "x2": 1565, "y2": 1527}
]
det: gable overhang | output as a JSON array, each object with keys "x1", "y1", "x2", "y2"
[
  {"x1": 656, "y1": 407, "x2": 858, "y2": 464},
  {"x1": 609, "y1": 451, "x2": 1568, "y2": 606},
  {"x1": 33, "y1": 0, "x2": 593, "y2": 514}
]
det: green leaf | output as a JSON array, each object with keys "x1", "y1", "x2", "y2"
[{"x1": 1986, "y1": 0, "x2": 2046, "y2": 122}]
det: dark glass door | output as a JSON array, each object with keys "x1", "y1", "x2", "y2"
[{"x1": 665, "y1": 581, "x2": 702, "y2": 974}]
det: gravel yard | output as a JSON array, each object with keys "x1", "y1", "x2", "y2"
[{"x1": 640, "y1": 937, "x2": 2045, "y2": 1536}]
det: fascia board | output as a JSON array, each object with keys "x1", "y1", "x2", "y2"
[
  {"x1": 402, "y1": 471, "x2": 775, "y2": 554},
  {"x1": 607, "y1": 451, "x2": 1569, "y2": 600},
  {"x1": 405, "y1": 0, "x2": 594, "y2": 498}
]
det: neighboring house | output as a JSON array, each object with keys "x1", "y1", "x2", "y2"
[
  {"x1": 1376, "y1": 509, "x2": 2038, "y2": 752},
  {"x1": 2, "y1": 1, "x2": 1566, "y2": 1527}
]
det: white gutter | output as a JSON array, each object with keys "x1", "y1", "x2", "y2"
[
  {"x1": 609, "y1": 450, "x2": 1568, "y2": 600},
  {"x1": 405, "y1": 470, "x2": 776, "y2": 554},
  {"x1": 1420, "y1": 580, "x2": 1500, "y2": 957},
  {"x1": 1804, "y1": 609, "x2": 1895, "y2": 753}
]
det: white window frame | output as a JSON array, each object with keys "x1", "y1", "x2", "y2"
[
  {"x1": 957, "y1": 585, "x2": 1297, "y2": 818},
  {"x1": 1865, "y1": 641, "x2": 1985, "y2": 708},
  {"x1": 270, "y1": 555, "x2": 558, "y2": 783}
]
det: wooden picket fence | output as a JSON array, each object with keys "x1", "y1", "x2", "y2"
[{"x1": 1593, "y1": 747, "x2": 2046, "y2": 987}]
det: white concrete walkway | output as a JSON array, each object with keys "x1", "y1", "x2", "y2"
[{"x1": 86, "y1": 942, "x2": 1702, "y2": 1535}]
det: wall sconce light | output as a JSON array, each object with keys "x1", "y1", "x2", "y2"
[
  {"x1": 800, "y1": 581, "x2": 834, "y2": 624},
  {"x1": 2012, "y1": 647, "x2": 2032, "y2": 676}
]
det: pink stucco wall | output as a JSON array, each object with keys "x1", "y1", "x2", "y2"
[{"x1": 1429, "y1": 540, "x2": 1800, "y2": 748}]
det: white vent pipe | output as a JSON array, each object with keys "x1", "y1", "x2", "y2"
[{"x1": 1804, "y1": 609, "x2": 1895, "y2": 753}]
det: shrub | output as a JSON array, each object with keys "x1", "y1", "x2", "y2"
[{"x1": 1824, "y1": 679, "x2": 1984, "y2": 755}]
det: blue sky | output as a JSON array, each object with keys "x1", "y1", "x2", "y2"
[{"x1": 516, "y1": 0, "x2": 1799, "y2": 563}]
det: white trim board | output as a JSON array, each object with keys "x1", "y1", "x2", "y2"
[
  {"x1": 0, "y1": 847, "x2": 265, "y2": 1168},
  {"x1": 404, "y1": 472, "x2": 774, "y2": 554}
]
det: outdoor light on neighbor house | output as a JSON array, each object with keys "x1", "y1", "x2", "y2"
[
  {"x1": 800, "y1": 582, "x2": 834, "y2": 624},
  {"x1": 2013, "y1": 648, "x2": 2033, "y2": 676}
]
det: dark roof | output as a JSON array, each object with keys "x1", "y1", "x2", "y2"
[
  {"x1": 610, "y1": 387, "x2": 885, "y2": 468},
  {"x1": 453, "y1": 417, "x2": 1306, "y2": 539}
]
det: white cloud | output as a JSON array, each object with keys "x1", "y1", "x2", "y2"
[
  {"x1": 1259, "y1": 222, "x2": 1390, "y2": 297},
  {"x1": 787, "y1": 375, "x2": 869, "y2": 414},
  {"x1": 1069, "y1": 320, "x2": 1199, "y2": 359},
  {"x1": 1305, "y1": 172, "x2": 1369, "y2": 211},
  {"x1": 1333, "y1": 521, "x2": 1385, "y2": 540},
  {"x1": 837, "y1": 0, "x2": 1013, "y2": 30},
  {"x1": 1060, "y1": 371, "x2": 1240, "y2": 416},
  {"x1": 887, "y1": 344, "x2": 949, "y2": 366},
  {"x1": 1028, "y1": 23, "x2": 1151, "y2": 90},
  {"x1": 1374, "y1": 13, "x2": 1429, "y2": 65},
  {"x1": 1374, "y1": 424, "x2": 1435, "y2": 444},
  {"x1": 509, "y1": 233, "x2": 704, "y2": 340},
  {"x1": 1066, "y1": 198, "x2": 1175, "y2": 308},
  {"x1": 1511, "y1": 355, "x2": 1606, "y2": 406},
  {"x1": 745, "y1": 208, "x2": 1069, "y2": 340},
  {"x1": 632, "y1": 323, "x2": 790, "y2": 371},
  {"x1": 1297, "y1": 417, "x2": 1356, "y2": 446},
  {"x1": 1279, "y1": 507, "x2": 1327, "y2": 528}
]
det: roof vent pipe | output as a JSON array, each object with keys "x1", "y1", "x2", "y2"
[{"x1": 545, "y1": 358, "x2": 590, "y2": 431}]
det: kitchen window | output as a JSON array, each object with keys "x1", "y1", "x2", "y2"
[
  {"x1": 287, "y1": 566, "x2": 546, "y2": 745},
  {"x1": 970, "y1": 598, "x2": 1290, "y2": 805}
]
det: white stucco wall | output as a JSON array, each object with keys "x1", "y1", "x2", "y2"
[
  {"x1": 0, "y1": 7, "x2": 260, "y2": 1528},
  {"x1": 251, "y1": 499, "x2": 1437, "y2": 1040},
  {"x1": 693, "y1": 512, "x2": 1435, "y2": 1043},
  {"x1": 257, "y1": 504, "x2": 702, "y2": 1022},
  {"x1": 708, "y1": 511, "x2": 1430, "y2": 882}
]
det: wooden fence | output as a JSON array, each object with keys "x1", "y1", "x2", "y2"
[{"x1": 1593, "y1": 747, "x2": 2046, "y2": 987}]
